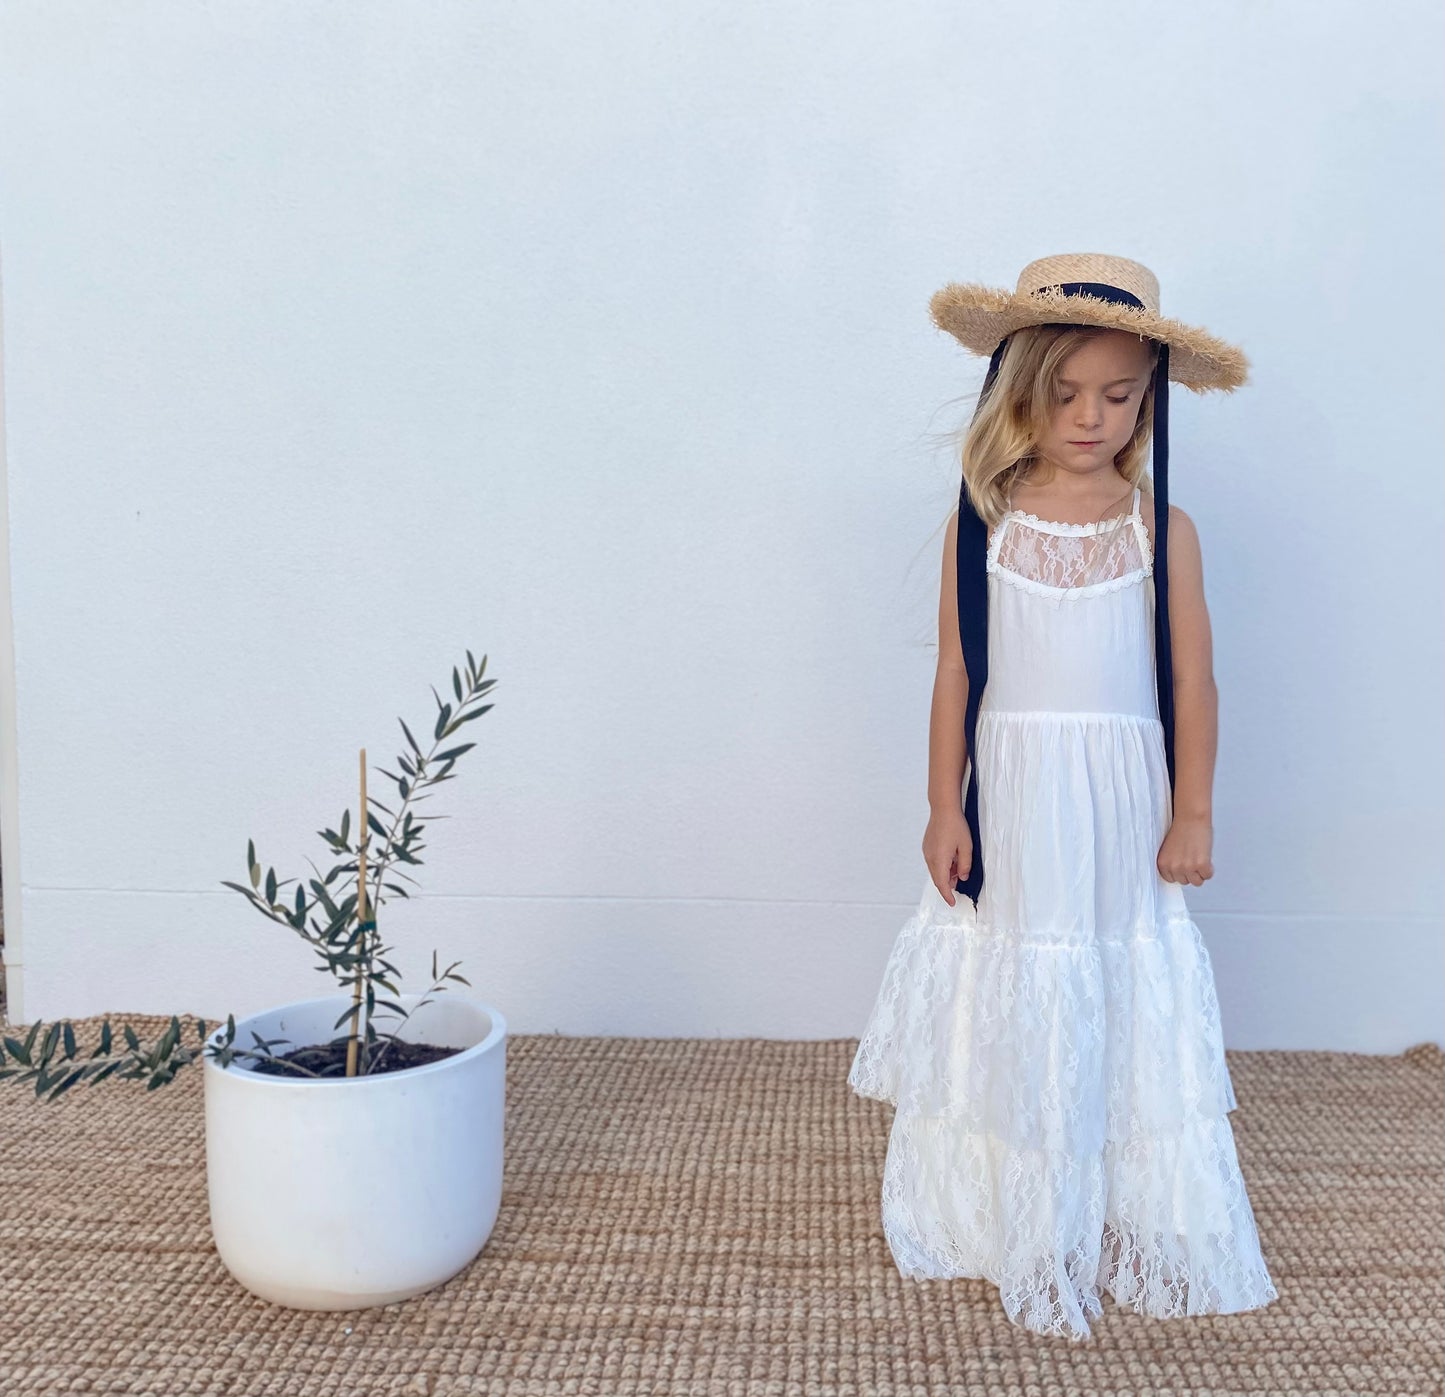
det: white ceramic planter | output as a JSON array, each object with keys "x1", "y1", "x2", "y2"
[{"x1": 203, "y1": 991, "x2": 506, "y2": 1310}]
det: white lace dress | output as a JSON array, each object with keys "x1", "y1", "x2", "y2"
[{"x1": 847, "y1": 484, "x2": 1279, "y2": 1341}]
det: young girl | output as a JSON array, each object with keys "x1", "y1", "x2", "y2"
[{"x1": 847, "y1": 253, "x2": 1279, "y2": 1341}]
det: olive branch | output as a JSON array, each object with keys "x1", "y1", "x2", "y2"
[{"x1": 1, "y1": 649, "x2": 494, "y2": 1100}]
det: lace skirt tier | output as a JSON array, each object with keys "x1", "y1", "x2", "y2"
[
  {"x1": 846, "y1": 710, "x2": 1279, "y2": 1339},
  {"x1": 878, "y1": 1109, "x2": 1280, "y2": 1339},
  {"x1": 846, "y1": 884, "x2": 1239, "y2": 1138}
]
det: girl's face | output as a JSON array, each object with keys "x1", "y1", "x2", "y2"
[{"x1": 1037, "y1": 330, "x2": 1154, "y2": 477}]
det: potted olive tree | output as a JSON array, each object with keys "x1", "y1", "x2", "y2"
[{"x1": 0, "y1": 648, "x2": 508, "y2": 1311}]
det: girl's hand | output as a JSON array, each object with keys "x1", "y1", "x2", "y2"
[
  {"x1": 923, "y1": 807, "x2": 973, "y2": 906},
  {"x1": 1158, "y1": 815, "x2": 1214, "y2": 886}
]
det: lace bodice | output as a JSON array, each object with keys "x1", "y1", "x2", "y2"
[
  {"x1": 978, "y1": 482, "x2": 1159, "y2": 719},
  {"x1": 987, "y1": 485, "x2": 1152, "y2": 596}
]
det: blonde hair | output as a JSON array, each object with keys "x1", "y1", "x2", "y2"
[{"x1": 960, "y1": 324, "x2": 1162, "y2": 528}]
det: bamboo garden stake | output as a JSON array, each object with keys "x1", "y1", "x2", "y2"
[{"x1": 347, "y1": 748, "x2": 369, "y2": 1078}]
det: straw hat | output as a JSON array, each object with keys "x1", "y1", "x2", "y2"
[
  {"x1": 929, "y1": 252, "x2": 1249, "y2": 393},
  {"x1": 939, "y1": 252, "x2": 1248, "y2": 908}
]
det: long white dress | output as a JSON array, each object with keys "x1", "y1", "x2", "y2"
[{"x1": 847, "y1": 484, "x2": 1279, "y2": 1341}]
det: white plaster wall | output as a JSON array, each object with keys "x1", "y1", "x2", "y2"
[{"x1": 0, "y1": 1, "x2": 1440, "y2": 1049}]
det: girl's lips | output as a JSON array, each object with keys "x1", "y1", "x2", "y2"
[{"x1": 1070, "y1": 440, "x2": 1101, "y2": 447}]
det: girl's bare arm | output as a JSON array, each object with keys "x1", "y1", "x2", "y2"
[
  {"x1": 1152, "y1": 502, "x2": 1218, "y2": 882},
  {"x1": 929, "y1": 509, "x2": 969, "y2": 815}
]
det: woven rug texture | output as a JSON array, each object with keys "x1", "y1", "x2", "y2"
[{"x1": 1, "y1": 1015, "x2": 1441, "y2": 1397}]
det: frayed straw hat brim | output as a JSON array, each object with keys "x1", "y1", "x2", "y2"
[{"x1": 929, "y1": 281, "x2": 1249, "y2": 394}]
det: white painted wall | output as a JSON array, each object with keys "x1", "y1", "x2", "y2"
[{"x1": 1, "y1": 1, "x2": 1440, "y2": 1049}]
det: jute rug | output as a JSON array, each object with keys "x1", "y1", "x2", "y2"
[{"x1": 1, "y1": 1014, "x2": 1441, "y2": 1396}]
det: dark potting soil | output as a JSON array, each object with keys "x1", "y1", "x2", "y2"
[{"x1": 250, "y1": 1039, "x2": 463, "y2": 1078}]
